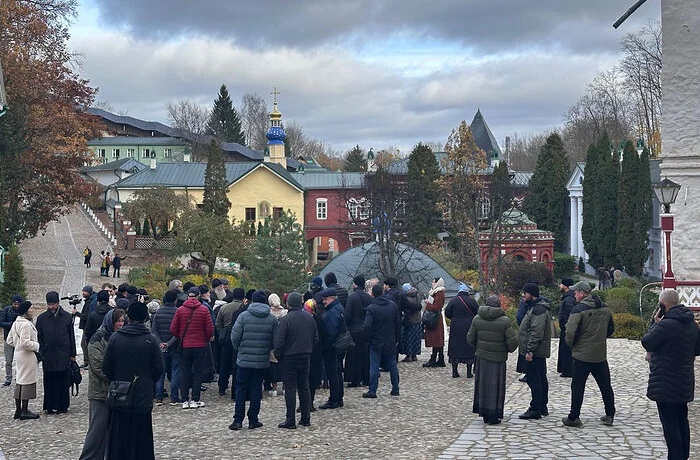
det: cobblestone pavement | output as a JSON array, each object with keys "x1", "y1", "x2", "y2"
[{"x1": 2, "y1": 208, "x2": 699, "y2": 459}]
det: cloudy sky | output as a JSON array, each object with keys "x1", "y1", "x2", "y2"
[{"x1": 68, "y1": 0, "x2": 660, "y2": 154}]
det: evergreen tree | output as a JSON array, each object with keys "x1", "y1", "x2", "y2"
[
  {"x1": 522, "y1": 133, "x2": 570, "y2": 251},
  {"x1": 206, "y1": 84, "x2": 245, "y2": 144},
  {"x1": 596, "y1": 136, "x2": 620, "y2": 267},
  {"x1": 0, "y1": 245, "x2": 27, "y2": 305},
  {"x1": 581, "y1": 142, "x2": 602, "y2": 266},
  {"x1": 637, "y1": 145, "x2": 654, "y2": 249},
  {"x1": 344, "y1": 145, "x2": 367, "y2": 172},
  {"x1": 489, "y1": 161, "x2": 512, "y2": 220},
  {"x1": 248, "y1": 211, "x2": 308, "y2": 294},
  {"x1": 202, "y1": 140, "x2": 231, "y2": 218},
  {"x1": 405, "y1": 143, "x2": 441, "y2": 246}
]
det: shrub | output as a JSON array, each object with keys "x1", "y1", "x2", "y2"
[
  {"x1": 612, "y1": 313, "x2": 646, "y2": 339},
  {"x1": 617, "y1": 277, "x2": 641, "y2": 290},
  {"x1": 553, "y1": 252, "x2": 576, "y2": 280},
  {"x1": 505, "y1": 305, "x2": 518, "y2": 330},
  {"x1": 0, "y1": 245, "x2": 27, "y2": 305},
  {"x1": 605, "y1": 286, "x2": 636, "y2": 312},
  {"x1": 499, "y1": 261, "x2": 554, "y2": 297}
]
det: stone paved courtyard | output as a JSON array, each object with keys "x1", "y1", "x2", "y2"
[{"x1": 0, "y1": 208, "x2": 698, "y2": 459}]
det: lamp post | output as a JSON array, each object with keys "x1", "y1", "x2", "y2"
[
  {"x1": 653, "y1": 177, "x2": 682, "y2": 289},
  {"x1": 113, "y1": 203, "x2": 122, "y2": 248}
]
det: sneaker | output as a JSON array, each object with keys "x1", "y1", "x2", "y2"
[
  {"x1": 169, "y1": 400, "x2": 181, "y2": 406},
  {"x1": 600, "y1": 415, "x2": 614, "y2": 426},
  {"x1": 2, "y1": 381, "x2": 11, "y2": 387},
  {"x1": 155, "y1": 399, "x2": 163, "y2": 406},
  {"x1": 182, "y1": 401, "x2": 191, "y2": 409},
  {"x1": 192, "y1": 401, "x2": 205, "y2": 408},
  {"x1": 518, "y1": 410, "x2": 541, "y2": 420},
  {"x1": 562, "y1": 416, "x2": 583, "y2": 428}
]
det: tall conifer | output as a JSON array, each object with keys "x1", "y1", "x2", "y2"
[
  {"x1": 405, "y1": 143, "x2": 441, "y2": 246},
  {"x1": 596, "y1": 135, "x2": 620, "y2": 267},
  {"x1": 616, "y1": 140, "x2": 644, "y2": 275},
  {"x1": 207, "y1": 84, "x2": 245, "y2": 144},
  {"x1": 203, "y1": 140, "x2": 231, "y2": 218}
]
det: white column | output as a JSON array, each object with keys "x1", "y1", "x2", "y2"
[
  {"x1": 570, "y1": 197, "x2": 578, "y2": 257},
  {"x1": 577, "y1": 196, "x2": 585, "y2": 261}
]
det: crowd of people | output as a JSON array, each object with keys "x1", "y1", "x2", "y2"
[{"x1": 1, "y1": 271, "x2": 699, "y2": 459}]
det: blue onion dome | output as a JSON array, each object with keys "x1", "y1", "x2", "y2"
[{"x1": 266, "y1": 107, "x2": 286, "y2": 144}]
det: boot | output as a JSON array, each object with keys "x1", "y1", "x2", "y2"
[
  {"x1": 466, "y1": 363, "x2": 473, "y2": 379},
  {"x1": 13, "y1": 399, "x2": 21, "y2": 420},
  {"x1": 435, "y1": 348, "x2": 446, "y2": 367},
  {"x1": 451, "y1": 362, "x2": 460, "y2": 378},
  {"x1": 19, "y1": 400, "x2": 39, "y2": 420},
  {"x1": 423, "y1": 349, "x2": 438, "y2": 368}
]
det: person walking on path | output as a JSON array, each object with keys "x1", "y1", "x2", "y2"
[
  {"x1": 79, "y1": 308, "x2": 126, "y2": 459},
  {"x1": 642, "y1": 288, "x2": 700, "y2": 460},
  {"x1": 467, "y1": 295, "x2": 519, "y2": 425},
  {"x1": 517, "y1": 283, "x2": 552, "y2": 420},
  {"x1": 423, "y1": 277, "x2": 446, "y2": 368},
  {"x1": 274, "y1": 292, "x2": 318, "y2": 429},
  {"x1": 557, "y1": 278, "x2": 576, "y2": 378},
  {"x1": 6, "y1": 301, "x2": 41, "y2": 420},
  {"x1": 229, "y1": 290, "x2": 278, "y2": 431},
  {"x1": 151, "y1": 290, "x2": 180, "y2": 405},
  {"x1": 562, "y1": 281, "x2": 616, "y2": 428},
  {"x1": 83, "y1": 246, "x2": 92, "y2": 268},
  {"x1": 445, "y1": 283, "x2": 479, "y2": 378},
  {"x1": 170, "y1": 287, "x2": 214, "y2": 409},
  {"x1": 1, "y1": 294, "x2": 24, "y2": 386},
  {"x1": 344, "y1": 275, "x2": 372, "y2": 387},
  {"x1": 103, "y1": 302, "x2": 163, "y2": 460},
  {"x1": 111, "y1": 253, "x2": 127, "y2": 278},
  {"x1": 36, "y1": 291, "x2": 77, "y2": 414},
  {"x1": 362, "y1": 284, "x2": 401, "y2": 398}
]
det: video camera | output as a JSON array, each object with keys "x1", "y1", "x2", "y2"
[{"x1": 60, "y1": 294, "x2": 82, "y2": 307}]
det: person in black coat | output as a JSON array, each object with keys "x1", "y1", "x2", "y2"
[
  {"x1": 36, "y1": 291, "x2": 77, "y2": 414},
  {"x1": 557, "y1": 278, "x2": 576, "y2": 378},
  {"x1": 515, "y1": 297, "x2": 530, "y2": 381},
  {"x1": 274, "y1": 292, "x2": 318, "y2": 428},
  {"x1": 445, "y1": 283, "x2": 479, "y2": 378},
  {"x1": 642, "y1": 289, "x2": 700, "y2": 460},
  {"x1": 344, "y1": 275, "x2": 373, "y2": 387},
  {"x1": 362, "y1": 284, "x2": 401, "y2": 398},
  {"x1": 324, "y1": 272, "x2": 349, "y2": 307},
  {"x1": 84, "y1": 290, "x2": 112, "y2": 346},
  {"x1": 103, "y1": 302, "x2": 163, "y2": 460}
]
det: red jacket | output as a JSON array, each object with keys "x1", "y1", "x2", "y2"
[{"x1": 170, "y1": 298, "x2": 214, "y2": 348}]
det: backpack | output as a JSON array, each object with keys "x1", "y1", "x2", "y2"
[{"x1": 69, "y1": 360, "x2": 82, "y2": 396}]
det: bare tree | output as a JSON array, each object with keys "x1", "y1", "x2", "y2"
[
  {"x1": 504, "y1": 132, "x2": 550, "y2": 170},
  {"x1": 240, "y1": 92, "x2": 269, "y2": 150},
  {"x1": 93, "y1": 100, "x2": 128, "y2": 116},
  {"x1": 167, "y1": 99, "x2": 210, "y2": 159}
]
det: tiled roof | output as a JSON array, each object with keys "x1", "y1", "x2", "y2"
[
  {"x1": 88, "y1": 136, "x2": 185, "y2": 146},
  {"x1": 81, "y1": 158, "x2": 148, "y2": 172},
  {"x1": 290, "y1": 172, "x2": 365, "y2": 189}
]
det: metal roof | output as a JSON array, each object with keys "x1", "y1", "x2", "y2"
[
  {"x1": 87, "y1": 107, "x2": 181, "y2": 138},
  {"x1": 471, "y1": 109, "x2": 503, "y2": 157},
  {"x1": 88, "y1": 136, "x2": 185, "y2": 146},
  {"x1": 290, "y1": 172, "x2": 365, "y2": 189},
  {"x1": 221, "y1": 142, "x2": 264, "y2": 161},
  {"x1": 81, "y1": 158, "x2": 148, "y2": 172},
  {"x1": 511, "y1": 170, "x2": 533, "y2": 187},
  {"x1": 387, "y1": 152, "x2": 447, "y2": 175}
]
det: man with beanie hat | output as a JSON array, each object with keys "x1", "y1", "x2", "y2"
[
  {"x1": 562, "y1": 281, "x2": 616, "y2": 428},
  {"x1": 216, "y1": 288, "x2": 246, "y2": 397},
  {"x1": 36, "y1": 291, "x2": 77, "y2": 414},
  {"x1": 344, "y1": 275, "x2": 372, "y2": 387},
  {"x1": 324, "y1": 272, "x2": 348, "y2": 307},
  {"x1": 0, "y1": 294, "x2": 24, "y2": 386},
  {"x1": 518, "y1": 283, "x2": 552, "y2": 420},
  {"x1": 274, "y1": 292, "x2": 318, "y2": 428},
  {"x1": 229, "y1": 290, "x2": 278, "y2": 430},
  {"x1": 152, "y1": 290, "x2": 181, "y2": 405},
  {"x1": 557, "y1": 278, "x2": 576, "y2": 378}
]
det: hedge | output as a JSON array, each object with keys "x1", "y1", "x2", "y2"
[{"x1": 611, "y1": 313, "x2": 647, "y2": 340}]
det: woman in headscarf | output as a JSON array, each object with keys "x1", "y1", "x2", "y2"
[
  {"x1": 399, "y1": 283, "x2": 423, "y2": 362},
  {"x1": 7, "y1": 301, "x2": 40, "y2": 420},
  {"x1": 445, "y1": 283, "x2": 479, "y2": 378},
  {"x1": 423, "y1": 277, "x2": 446, "y2": 368},
  {"x1": 467, "y1": 295, "x2": 518, "y2": 425},
  {"x1": 79, "y1": 308, "x2": 126, "y2": 460}
]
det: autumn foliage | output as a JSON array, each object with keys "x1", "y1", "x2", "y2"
[{"x1": 0, "y1": 0, "x2": 102, "y2": 246}]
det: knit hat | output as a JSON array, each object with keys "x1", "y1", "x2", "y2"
[
  {"x1": 245, "y1": 289, "x2": 255, "y2": 302},
  {"x1": 82, "y1": 285, "x2": 93, "y2": 295},
  {"x1": 97, "y1": 290, "x2": 110, "y2": 303},
  {"x1": 485, "y1": 295, "x2": 501, "y2": 308},
  {"x1": 220, "y1": 278, "x2": 230, "y2": 286},
  {"x1": 324, "y1": 272, "x2": 338, "y2": 286},
  {"x1": 17, "y1": 301, "x2": 31, "y2": 316},
  {"x1": 560, "y1": 278, "x2": 575, "y2": 287},
  {"x1": 311, "y1": 276, "x2": 323, "y2": 287},
  {"x1": 252, "y1": 290, "x2": 268, "y2": 303},
  {"x1": 147, "y1": 300, "x2": 160, "y2": 314},
  {"x1": 163, "y1": 290, "x2": 178, "y2": 304},
  {"x1": 198, "y1": 284, "x2": 209, "y2": 294},
  {"x1": 303, "y1": 299, "x2": 316, "y2": 315},
  {"x1": 211, "y1": 278, "x2": 223, "y2": 288},
  {"x1": 287, "y1": 292, "x2": 303, "y2": 310},
  {"x1": 128, "y1": 302, "x2": 149, "y2": 322},
  {"x1": 268, "y1": 293, "x2": 281, "y2": 308},
  {"x1": 522, "y1": 283, "x2": 540, "y2": 298},
  {"x1": 46, "y1": 291, "x2": 59, "y2": 304},
  {"x1": 11, "y1": 294, "x2": 23, "y2": 303},
  {"x1": 187, "y1": 287, "x2": 200, "y2": 297},
  {"x1": 458, "y1": 283, "x2": 471, "y2": 294},
  {"x1": 402, "y1": 283, "x2": 412, "y2": 293},
  {"x1": 572, "y1": 281, "x2": 592, "y2": 293},
  {"x1": 116, "y1": 298, "x2": 131, "y2": 310},
  {"x1": 353, "y1": 275, "x2": 366, "y2": 288},
  {"x1": 232, "y1": 288, "x2": 245, "y2": 300}
]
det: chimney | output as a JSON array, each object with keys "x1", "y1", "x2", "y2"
[
  {"x1": 150, "y1": 158, "x2": 157, "y2": 170},
  {"x1": 183, "y1": 153, "x2": 191, "y2": 163}
]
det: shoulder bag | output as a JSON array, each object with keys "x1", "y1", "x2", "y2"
[
  {"x1": 332, "y1": 316, "x2": 355, "y2": 355},
  {"x1": 69, "y1": 360, "x2": 82, "y2": 396},
  {"x1": 106, "y1": 352, "x2": 141, "y2": 409},
  {"x1": 422, "y1": 309, "x2": 439, "y2": 329},
  {"x1": 176, "y1": 308, "x2": 196, "y2": 353}
]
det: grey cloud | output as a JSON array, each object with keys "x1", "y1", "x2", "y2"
[{"x1": 91, "y1": 0, "x2": 659, "y2": 53}]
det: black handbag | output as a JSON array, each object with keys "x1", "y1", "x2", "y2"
[
  {"x1": 422, "y1": 309, "x2": 439, "y2": 329},
  {"x1": 333, "y1": 330, "x2": 355, "y2": 355},
  {"x1": 69, "y1": 360, "x2": 82, "y2": 396},
  {"x1": 106, "y1": 376, "x2": 139, "y2": 409}
]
